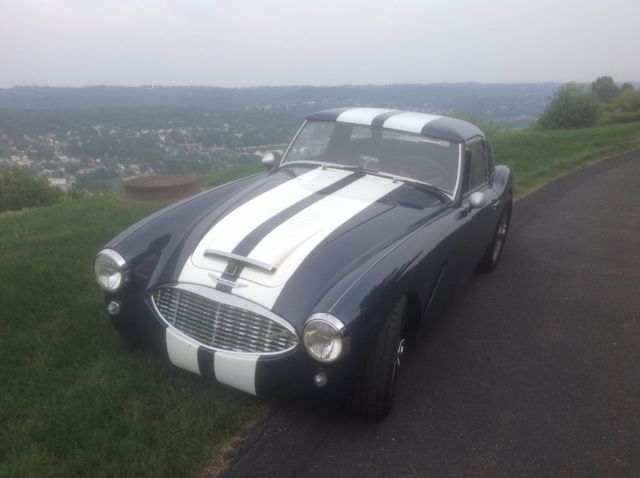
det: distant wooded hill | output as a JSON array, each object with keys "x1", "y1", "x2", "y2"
[{"x1": 0, "y1": 84, "x2": 567, "y2": 127}]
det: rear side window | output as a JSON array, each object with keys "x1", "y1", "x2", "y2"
[
  {"x1": 466, "y1": 141, "x2": 487, "y2": 191},
  {"x1": 486, "y1": 142, "x2": 496, "y2": 175},
  {"x1": 286, "y1": 121, "x2": 335, "y2": 162}
]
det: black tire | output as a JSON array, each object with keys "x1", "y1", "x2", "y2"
[
  {"x1": 350, "y1": 296, "x2": 407, "y2": 418},
  {"x1": 477, "y1": 200, "x2": 512, "y2": 273}
]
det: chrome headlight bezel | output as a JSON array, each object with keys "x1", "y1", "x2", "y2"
[
  {"x1": 94, "y1": 249, "x2": 129, "y2": 292},
  {"x1": 303, "y1": 313, "x2": 350, "y2": 363}
]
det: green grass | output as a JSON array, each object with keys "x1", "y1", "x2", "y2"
[
  {"x1": 492, "y1": 121, "x2": 640, "y2": 198},
  {"x1": 0, "y1": 197, "x2": 264, "y2": 478},
  {"x1": 1, "y1": 121, "x2": 639, "y2": 477}
]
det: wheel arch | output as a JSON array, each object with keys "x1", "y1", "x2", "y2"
[{"x1": 403, "y1": 292, "x2": 422, "y2": 341}]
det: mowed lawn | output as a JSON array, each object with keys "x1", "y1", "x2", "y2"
[
  {"x1": 0, "y1": 121, "x2": 638, "y2": 477},
  {"x1": 0, "y1": 197, "x2": 264, "y2": 478},
  {"x1": 492, "y1": 121, "x2": 640, "y2": 197}
]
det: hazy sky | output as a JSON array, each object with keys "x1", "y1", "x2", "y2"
[{"x1": 1, "y1": 0, "x2": 638, "y2": 88}]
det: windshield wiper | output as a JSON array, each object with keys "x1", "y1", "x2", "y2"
[
  {"x1": 333, "y1": 165, "x2": 447, "y2": 197},
  {"x1": 401, "y1": 179, "x2": 449, "y2": 197},
  {"x1": 328, "y1": 164, "x2": 380, "y2": 174},
  {"x1": 282, "y1": 161, "x2": 450, "y2": 199}
]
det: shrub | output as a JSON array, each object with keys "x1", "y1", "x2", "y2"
[
  {"x1": 0, "y1": 167, "x2": 63, "y2": 212},
  {"x1": 620, "y1": 82, "x2": 635, "y2": 94},
  {"x1": 599, "y1": 90, "x2": 640, "y2": 124},
  {"x1": 538, "y1": 83, "x2": 600, "y2": 129},
  {"x1": 68, "y1": 182, "x2": 87, "y2": 199}
]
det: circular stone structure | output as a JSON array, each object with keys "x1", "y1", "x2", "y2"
[{"x1": 122, "y1": 174, "x2": 202, "y2": 202}]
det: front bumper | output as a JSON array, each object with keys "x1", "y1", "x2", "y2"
[
  {"x1": 105, "y1": 287, "x2": 356, "y2": 401},
  {"x1": 165, "y1": 326, "x2": 352, "y2": 399}
]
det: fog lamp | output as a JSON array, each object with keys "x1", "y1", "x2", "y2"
[
  {"x1": 107, "y1": 301, "x2": 121, "y2": 316},
  {"x1": 313, "y1": 370, "x2": 328, "y2": 387}
]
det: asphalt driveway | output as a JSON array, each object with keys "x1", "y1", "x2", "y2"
[{"x1": 225, "y1": 149, "x2": 640, "y2": 478}]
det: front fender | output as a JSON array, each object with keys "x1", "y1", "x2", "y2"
[{"x1": 321, "y1": 207, "x2": 463, "y2": 366}]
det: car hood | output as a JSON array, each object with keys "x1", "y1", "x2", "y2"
[{"x1": 174, "y1": 166, "x2": 447, "y2": 316}]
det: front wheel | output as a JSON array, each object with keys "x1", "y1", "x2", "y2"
[
  {"x1": 477, "y1": 200, "x2": 512, "y2": 273},
  {"x1": 350, "y1": 297, "x2": 407, "y2": 418}
]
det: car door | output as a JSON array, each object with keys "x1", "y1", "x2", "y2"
[{"x1": 463, "y1": 139, "x2": 500, "y2": 264}]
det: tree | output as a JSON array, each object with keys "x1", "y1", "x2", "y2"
[
  {"x1": 591, "y1": 76, "x2": 620, "y2": 102},
  {"x1": 538, "y1": 83, "x2": 599, "y2": 129},
  {"x1": 0, "y1": 167, "x2": 63, "y2": 212}
]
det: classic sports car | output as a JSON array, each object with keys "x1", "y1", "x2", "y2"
[{"x1": 95, "y1": 108, "x2": 512, "y2": 417}]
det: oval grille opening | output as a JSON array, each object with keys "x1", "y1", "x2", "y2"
[{"x1": 153, "y1": 287, "x2": 298, "y2": 353}]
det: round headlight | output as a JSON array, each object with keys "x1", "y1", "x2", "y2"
[
  {"x1": 94, "y1": 249, "x2": 128, "y2": 292},
  {"x1": 303, "y1": 314, "x2": 349, "y2": 363}
]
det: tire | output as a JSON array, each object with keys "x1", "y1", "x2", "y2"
[
  {"x1": 350, "y1": 296, "x2": 407, "y2": 418},
  {"x1": 477, "y1": 200, "x2": 512, "y2": 273}
]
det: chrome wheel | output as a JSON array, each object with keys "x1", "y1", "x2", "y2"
[
  {"x1": 477, "y1": 200, "x2": 512, "y2": 274},
  {"x1": 492, "y1": 219, "x2": 508, "y2": 263},
  {"x1": 391, "y1": 338, "x2": 406, "y2": 387}
]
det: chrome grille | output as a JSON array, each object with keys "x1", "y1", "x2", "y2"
[{"x1": 152, "y1": 287, "x2": 298, "y2": 353}]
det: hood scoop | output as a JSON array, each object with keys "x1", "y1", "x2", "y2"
[{"x1": 203, "y1": 249, "x2": 276, "y2": 273}]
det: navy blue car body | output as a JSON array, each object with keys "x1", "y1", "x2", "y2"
[{"x1": 96, "y1": 108, "x2": 513, "y2": 417}]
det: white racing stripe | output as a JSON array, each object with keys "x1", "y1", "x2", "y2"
[
  {"x1": 214, "y1": 351, "x2": 258, "y2": 395},
  {"x1": 336, "y1": 108, "x2": 395, "y2": 126},
  {"x1": 233, "y1": 174, "x2": 402, "y2": 309},
  {"x1": 181, "y1": 167, "x2": 352, "y2": 280},
  {"x1": 166, "y1": 328, "x2": 200, "y2": 375},
  {"x1": 166, "y1": 327, "x2": 258, "y2": 393},
  {"x1": 179, "y1": 169, "x2": 402, "y2": 312},
  {"x1": 383, "y1": 112, "x2": 441, "y2": 134}
]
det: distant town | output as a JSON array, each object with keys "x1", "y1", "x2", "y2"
[
  {"x1": 0, "y1": 122, "x2": 287, "y2": 193},
  {"x1": 0, "y1": 106, "x2": 297, "y2": 193},
  {"x1": 0, "y1": 83, "x2": 573, "y2": 193}
]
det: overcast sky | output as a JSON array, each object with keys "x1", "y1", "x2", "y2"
[{"x1": 1, "y1": 0, "x2": 638, "y2": 88}]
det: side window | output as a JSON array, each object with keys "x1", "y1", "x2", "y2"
[
  {"x1": 350, "y1": 126, "x2": 372, "y2": 140},
  {"x1": 486, "y1": 142, "x2": 495, "y2": 176},
  {"x1": 286, "y1": 122, "x2": 334, "y2": 162},
  {"x1": 466, "y1": 140, "x2": 487, "y2": 191}
]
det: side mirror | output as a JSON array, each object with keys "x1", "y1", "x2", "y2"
[
  {"x1": 261, "y1": 152, "x2": 276, "y2": 169},
  {"x1": 469, "y1": 191, "x2": 486, "y2": 209}
]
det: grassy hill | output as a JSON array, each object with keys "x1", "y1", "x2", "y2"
[
  {"x1": 1, "y1": 121, "x2": 639, "y2": 477},
  {"x1": 492, "y1": 121, "x2": 640, "y2": 197},
  {"x1": 0, "y1": 198, "x2": 264, "y2": 478}
]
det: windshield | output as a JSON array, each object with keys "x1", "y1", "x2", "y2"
[{"x1": 281, "y1": 120, "x2": 462, "y2": 196}]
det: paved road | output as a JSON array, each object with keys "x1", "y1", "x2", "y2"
[{"x1": 225, "y1": 150, "x2": 640, "y2": 478}]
